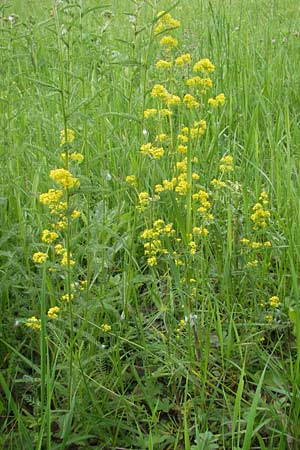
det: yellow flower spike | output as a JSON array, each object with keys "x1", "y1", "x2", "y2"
[
  {"x1": 32, "y1": 252, "x2": 48, "y2": 264},
  {"x1": 47, "y1": 306, "x2": 60, "y2": 319},
  {"x1": 101, "y1": 324, "x2": 111, "y2": 332},
  {"x1": 219, "y1": 155, "x2": 233, "y2": 172},
  {"x1": 151, "y1": 84, "x2": 169, "y2": 99}
]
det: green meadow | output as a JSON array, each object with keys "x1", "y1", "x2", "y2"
[{"x1": 1, "y1": 0, "x2": 300, "y2": 448}]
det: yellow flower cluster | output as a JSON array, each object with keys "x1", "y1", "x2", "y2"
[
  {"x1": 154, "y1": 11, "x2": 180, "y2": 35},
  {"x1": 240, "y1": 238, "x2": 271, "y2": 249},
  {"x1": 60, "y1": 128, "x2": 75, "y2": 146},
  {"x1": 50, "y1": 168, "x2": 80, "y2": 189},
  {"x1": 140, "y1": 143, "x2": 164, "y2": 159},
  {"x1": 101, "y1": 323, "x2": 111, "y2": 332},
  {"x1": 47, "y1": 306, "x2": 60, "y2": 319},
  {"x1": 25, "y1": 316, "x2": 41, "y2": 330},
  {"x1": 136, "y1": 192, "x2": 159, "y2": 211},
  {"x1": 186, "y1": 76, "x2": 213, "y2": 89},
  {"x1": 61, "y1": 293, "x2": 74, "y2": 302}
]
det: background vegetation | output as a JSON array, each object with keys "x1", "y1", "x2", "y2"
[{"x1": 1, "y1": 0, "x2": 300, "y2": 448}]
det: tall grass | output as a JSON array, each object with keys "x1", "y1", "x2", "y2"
[{"x1": 1, "y1": 0, "x2": 300, "y2": 449}]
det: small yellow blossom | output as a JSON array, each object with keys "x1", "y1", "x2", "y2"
[
  {"x1": 54, "y1": 244, "x2": 65, "y2": 255},
  {"x1": 269, "y1": 296, "x2": 280, "y2": 308},
  {"x1": 183, "y1": 93, "x2": 199, "y2": 109},
  {"x1": 208, "y1": 93, "x2": 226, "y2": 108},
  {"x1": 50, "y1": 168, "x2": 79, "y2": 189},
  {"x1": 154, "y1": 11, "x2": 180, "y2": 34},
  {"x1": 175, "y1": 53, "x2": 191, "y2": 66},
  {"x1": 60, "y1": 128, "x2": 75, "y2": 146},
  {"x1": 211, "y1": 178, "x2": 226, "y2": 189},
  {"x1": 47, "y1": 306, "x2": 60, "y2": 319},
  {"x1": 158, "y1": 108, "x2": 172, "y2": 117},
  {"x1": 32, "y1": 252, "x2": 48, "y2": 264},
  {"x1": 265, "y1": 314, "x2": 273, "y2": 323},
  {"x1": 126, "y1": 175, "x2": 137, "y2": 186},
  {"x1": 61, "y1": 293, "x2": 74, "y2": 302},
  {"x1": 41, "y1": 229, "x2": 58, "y2": 244},
  {"x1": 71, "y1": 209, "x2": 81, "y2": 219},
  {"x1": 144, "y1": 108, "x2": 158, "y2": 118},
  {"x1": 246, "y1": 260, "x2": 259, "y2": 267},
  {"x1": 193, "y1": 58, "x2": 215, "y2": 74},
  {"x1": 193, "y1": 226, "x2": 209, "y2": 236},
  {"x1": 159, "y1": 35, "x2": 178, "y2": 51},
  {"x1": 151, "y1": 84, "x2": 168, "y2": 99},
  {"x1": 219, "y1": 155, "x2": 233, "y2": 172},
  {"x1": 155, "y1": 59, "x2": 172, "y2": 69},
  {"x1": 155, "y1": 133, "x2": 167, "y2": 142},
  {"x1": 178, "y1": 144, "x2": 188, "y2": 154},
  {"x1": 165, "y1": 94, "x2": 181, "y2": 106},
  {"x1": 101, "y1": 323, "x2": 111, "y2": 332},
  {"x1": 39, "y1": 189, "x2": 63, "y2": 206},
  {"x1": 61, "y1": 250, "x2": 75, "y2": 267},
  {"x1": 147, "y1": 256, "x2": 157, "y2": 266},
  {"x1": 25, "y1": 316, "x2": 41, "y2": 330},
  {"x1": 140, "y1": 143, "x2": 164, "y2": 159}
]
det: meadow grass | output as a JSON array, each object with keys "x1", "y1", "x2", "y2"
[{"x1": 1, "y1": 0, "x2": 300, "y2": 449}]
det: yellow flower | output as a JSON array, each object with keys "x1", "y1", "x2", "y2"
[
  {"x1": 41, "y1": 230, "x2": 58, "y2": 244},
  {"x1": 47, "y1": 306, "x2": 60, "y2": 319},
  {"x1": 193, "y1": 226, "x2": 209, "y2": 236},
  {"x1": 155, "y1": 59, "x2": 172, "y2": 69},
  {"x1": 159, "y1": 35, "x2": 178, "y2": 52},
  {"x1": 165, "y1": 94, "x2": 181, "y2": 106},
  {"x1": 183, "y1": 94, "x2": 199, "y2": 109},
  {"x1": 101, "y1": 323, "x2": 111, "y2": 332},
  {"x1": 32, "y1": 252, "x2": 48, "y2": 264},
  {"x1": 25, "y1": 316, "x2": 41, "y2": 330},
  {"x1": 178, "y1": 144, "x2": 188, "y2": 154},
  {"x1": 50, "y1": 168, "x2": 79, "y2": 189},
  {"x1": 60, "y1": 128, "x2": 75, "y2": 146},
  {"x1": 246, "y1": 260, "x2": 259, "y2": 268},
  {"x1": 54, "y1": 244, "x2": 65, "y2": 255},
  {"x1": 265, "y1": 314, "x2": 273, "y2": 323},
  {"x1": 140, "y1": 143, "x2": 164, "y2": 159},
  {"x1": 155, "y1": 133, "x2": 167, "y2": 142},
  {"x1": 175, "y1": 53, "x2": 191, "y2": 67},
  {"x1": 193, "y1": 58, "x2": 215, "y2": 74},
  {"x1": 159, "y1": 108, "x2": 172, "y2": 117},
  {"x1": 70, "y1": 152, "x2": 84, "y2": 163}
]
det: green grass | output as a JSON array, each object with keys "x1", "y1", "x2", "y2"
[{"x1": 1, "y1": 0, "x2": 300, "y2": 448}]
